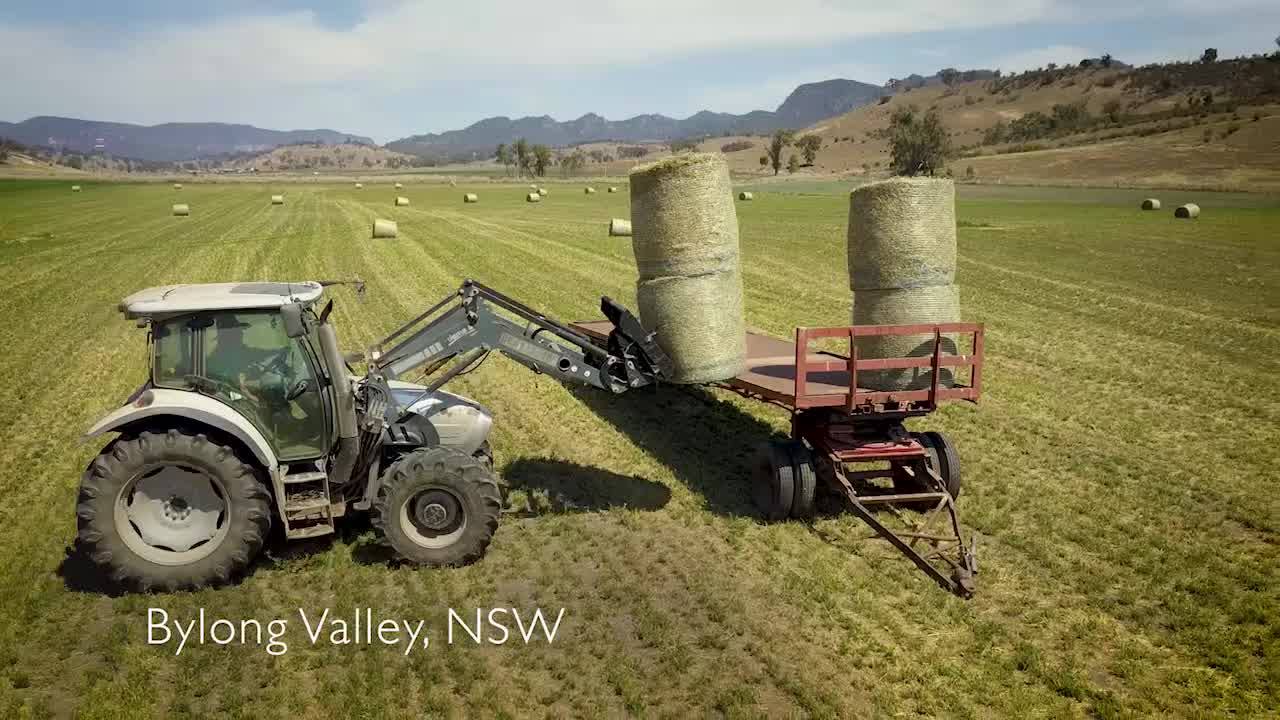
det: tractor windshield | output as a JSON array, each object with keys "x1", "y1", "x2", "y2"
[{"x1": 152, "y1": 311, "x2": 329, "y2": 460}]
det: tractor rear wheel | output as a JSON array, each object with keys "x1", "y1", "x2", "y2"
[
  {"x1": 372, "y1": 447, "x2": 502, "y2": 566},
  {"x1": 76, "y1": 428, "x2": 271, "y2": 591}
]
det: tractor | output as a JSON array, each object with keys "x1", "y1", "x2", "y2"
[{"x1": 78, "y1": 279, "x2": 668, "y2": 590}]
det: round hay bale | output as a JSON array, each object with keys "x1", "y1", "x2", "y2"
[
  {"x1": 738, "y1": 191, "x2": 754, "y2": 201},
  {"x1": 852, "y1": 285, "x2": 961, "y2": 391},
  {"x1": 394, "y1": 182, "x2": 403, "y2": 189},
  {"x1": 585, "y1": 186, "x2": 596, "y2": 194},
  {"x1": 608, "y1": 218, "x2": 632, "y2": 236},
  {"x1": 538, "y1": 187, "x2": 548, "y2": 195},
  {"x1": 395, "y1": 196, "x2": 410, "y2": 206},
  {"x1": 372, "y1": 219, "x2": 398, "y2": 238},
  {"x1": 173, "y1": 183, "x2": 183, "y2": 190},
  {"x1": 354, "y1": 182, "x2": 364, "y2": 189},
  {"x1": 608, "y1": 186, "x2": 618, "y2": 193},
  {"x1": 526, "y1": 192, "x2": 542, "y2": 203},
  {"x1": 629, "y1": 152, "x2": 745, "y2": 382},
  {"x1": 847, "y1": 177, "x2": 956, "y2": 290},
  {"x1": 71, "y1": 185, "x2": 81, "y2": 192},
  {"x1": 270, "y1": 194, "x2": 284, "y2": 205},
  {"x1": 1174, "y1": 203, "x2": 1200, "y2": 219},
  {"x1": 530, "y1": 184, "x2": 538, "y2": 190},
  {"x1": 1141, "y1": 198, "x2": 1161, "y2": 210},
  {"x1": 450, "y1": 179, "x2": 457, "y2": 187},
  {"x1": 637, "y1": 271, "x2": 745, "y2": 383},
  {"x1": 463, "y1": 193, "x2": 479, "y2": 203},
  {"x1": 172, "y1": 203, "x2": 190, "y2": 216}
]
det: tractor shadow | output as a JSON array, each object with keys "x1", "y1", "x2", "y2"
[
  {"x1": 502, "y1": 458, "x2": 672, "y2": 518},
  {"x1": 57, "y1": 543, "x2": 128, "y2": 596},
  {"x1": 571, "y1": 384, "x2": 787, "y2": 518}
]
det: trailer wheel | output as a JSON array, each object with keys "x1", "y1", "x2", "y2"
[
  {"x1": 897, "y1": 431, "x2": 961, "y2": 499},
  {"x1": 751, "y1": 441, "x2": 794, "y2": 521},
  {"x1": 373, "y1": 447, "x2": 502, "y2": 566},
  {"x1": 788, "y1": 443, "x2": 817, "y2": 520}
]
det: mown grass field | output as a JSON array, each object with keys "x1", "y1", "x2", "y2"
[{"x1": 0, "y1": 178, "x2": 1277, "y2": 719}]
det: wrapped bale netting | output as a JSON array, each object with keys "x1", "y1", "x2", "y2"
[
  {"x1": 172, "y1": 204, "x2": 190, "y2": 216},
  {"x1": 852, "y1": 285, "x2": 961, "y2": 390},
  {"x1": 738, "y1": 191, "x2": 753, "y2": 201},
  {"x1": 1175, "y1": 203, "x2": 1200, "y2": 219},
  {"x1": 271, "y1": 195, "x2": 284, "y2": 205},
  {"x1": 372, "y1": 219, "x2": 398, "y2": 238},
  {"x1": 526, "y1": 192, "x2": 542, "y2": 203},
  {"x1": 463, "y1": 193, "x2": 479, "y2": 203},
  {"x1": 847, "y1": 177, "x2": 956, "y2": 290},
  {"x1": 1141, "y1": 198, "x2": 1161, "y2": 210},
  {"x1": 608, "y1": 218, "x2": 632, "y2": 236},
  {"x1": 395, "y1": 196, "x2": 410, "y2": 206},
  {"x1": 630, "y1": 152, "x2": 745, "y2": 383}
]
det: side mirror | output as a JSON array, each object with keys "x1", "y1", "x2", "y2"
[{"x1": 281, "y1": 303, "x2": 308, "y2": 338}]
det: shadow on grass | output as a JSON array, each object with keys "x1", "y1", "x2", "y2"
[
  {"x1": 503, "y1": 458, "x2": 672, "y2": 517},
  {"x1": 57, "y1": 543, "x2": 127, "y2": 596},
  {"x1": 570, "y1": 384, "x2": 788, "y2": 518}
]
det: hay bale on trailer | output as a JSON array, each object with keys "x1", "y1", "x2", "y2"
[
  {"x1": 526, "y1": 192, "x2": 542, "y2": 203},
  {"x1": 738, "y1": 191, "x2": 754, "y2": 201},
  {"x1": 172, "y1": 204, "x2": 190, "y2": 216},
  {"x1": 608, "y1": 218, "x2": 632, "y2": 236},
  {"x1": 630, "y1": 152, "x2": 745, "y2": 383},
  {"x1": 463, "y1": 193, "x2": 479, "y2": 203},
  {"x1": 372, "y1": 219, "x2": 398, "y2": 238},
  {"x1": 1141, "y1": 198, "x2": 1161, "y2": 210},
  {"x1": 847, "y1": 177, "x2": 960, "y2": 391},
  {"x1": 847, "y1": 177, "x2": 956, "y2": 290},
  {"x1": 395, "y1": 196, "x2": 410, "y2": 206},
  {"x1": 271, "y1": 195, "x2": 284, "y2": 205},
  {"x1": 1175, "y1": 203, "x2": 1200, "y2": 219}
]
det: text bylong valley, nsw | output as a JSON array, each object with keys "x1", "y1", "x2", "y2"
[{"x1": 148, "y1": 607, "x2": 566, "y2": 656}]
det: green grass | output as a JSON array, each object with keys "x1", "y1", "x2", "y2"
[{"x1": 0, "y1": 178, "x2": 1277, "y2": 718}]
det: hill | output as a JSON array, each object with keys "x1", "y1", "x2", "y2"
[
  {"x1": 387, "y1": 79, "x2": 884, "y2": 161},
  {"x1": 0, "y1": 116, "x2": 373, "y2": 163},
  {"x1": 218, "y1": 142, "x2": 418, "y2": 172}
]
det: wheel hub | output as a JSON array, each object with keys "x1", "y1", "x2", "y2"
[
  {"x1": 412, "y1": 491, "x2": 459, "y2": 531},
  {"x1": 124, "y1": 466, "x2": 226, "y2": 554}
]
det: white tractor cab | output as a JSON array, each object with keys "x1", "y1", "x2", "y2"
[{"x1": 80, "y1": 279, "x2": 669, "y2": 590}]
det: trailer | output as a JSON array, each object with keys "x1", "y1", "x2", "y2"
[{"x1": 575, "y1": 320, "x2": 985, "y2": 597}]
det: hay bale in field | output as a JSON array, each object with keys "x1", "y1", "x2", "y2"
[
  {"x1": 354, "y1": 182, "x2": 364, "y2": 189},
  {"x1": 463, "y1": 193, "x2": 479, "y2": 203},
  {"x1": 585, "y1": 187, "x2": 596, "y2": 194},
  {"x1": 172, "y1": 203, "x2": 190, "y2": 216},
  {"x1": 526, "y1": 192, "x2": 542, "y2": 203},
  {"x1": 608, "y1": 186, "x2": 618, "y2": 193},
  {"x1": 71, "y1": 185, "x2": 81, "y2": 192},
  {"x1": 608, "y1": 218, "x2": 632, "y2": 236},
  {"x1": 372, "y1": 219, "x2": 398, "y2": 238},
  {"x1": 538, "y1": 187, "x2": 548, "y2": 195},
  {"x1": 271, "y1": 195, "x2": 284, "y2": 205},
  {"x1": 530, "y1": 184, "x2": 538, "y2": 190},
  {"x1": 1175, "y1": 203, "x2": 1200, "y2": 219},
  {"x1": 395, "y1": 196, "x2": 410, "y2": 206},
  {"x1": 847, "y1": 177, "x2": 956, "y2": 290},
  {"x1": 738, "y1": 191, "x2": 754, "y2": 201},
  {"x1": 450, "y1": 179, "x2": 457, "y2": 187},
  {"x1": 852, "y1": 285, "x2": 961, "y2": 391},
  {"x1": 173, "y1": 183, "x2": 182, "y2": 190},
  {"x1": 630, "y1": 152, "x2": 745, "y2": 382},
  {"x1": 1141, "y1": 198, "x2": 1161, "y2": 210}
]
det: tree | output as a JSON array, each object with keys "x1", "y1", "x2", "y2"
[
  {"x1": 758, "y1": 155, "x2": 768, "y2": 168},
  {"x1": 766, "y1": 129, "x2": 794, "y2": 175},
  {"x1": 1102, "y1": 99, "x2": 1122, "y2": 123},
  {"x1": 794, "y1": 135, "x2": 822, "y2": 165},
  {"x1": 786, "y1": 154, "x2": 800, "y2": 174},
  {"x1": 513, "y1": 138, "x2": 529, "y2": 177},
  {"x1": 560, "y1": 149, "x2": 586, "y2": 177},
  {"x1": 531, "y1": 144, "x2": 552, "y2": 177},
  {"x1": 1200, "y1": 47, "x2": 1218, "y2": 64},
  {"x1": 887, "y1": 106, "x2": 952, "y2": 176},
  {"x1": 938, "y1": 68, "x2": 960, "y2": 86},
  {"x1": 1101, "y1": 53, "x2": 1113, "y2": 68},
  {"x1": 495, "y1": 143, "x2": 512, "y2": 176}
]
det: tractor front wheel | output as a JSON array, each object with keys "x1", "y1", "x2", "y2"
[
  {"x1": 76, "y1": 428, "x2": 271, "y2": 591},
  {"x1": 372, "y1": 447, "x2": 501, "y2": 566}
]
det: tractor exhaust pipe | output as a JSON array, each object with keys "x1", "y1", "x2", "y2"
[{"x1": 318, "y1": 322, "x2": 359, "y2": 485}]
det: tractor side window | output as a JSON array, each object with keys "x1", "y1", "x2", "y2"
[
  {"x1": 203, "y1": 312, "x2": 328, "y2": 460},
  {"x1": 152, "y1": 319, "x2": 197, "y2": 389}
]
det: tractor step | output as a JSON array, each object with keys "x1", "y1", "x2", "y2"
[
  {"x1": 285, "y1": 523, "x2": 335, "y2": 540},
  {"x1": 283, "y1": 471, "x2": 328, "y2": 485},
  {"x1": 284, "y1": 490, "x2": 331, "y2": 513}
]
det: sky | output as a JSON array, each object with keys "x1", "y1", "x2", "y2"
[{"x1": 1, "y1": 1, "x2": 1278, "y2": 143}]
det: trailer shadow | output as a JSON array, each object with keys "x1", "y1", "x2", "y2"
[
  {"x1": 502, "y1": 458, "x2": 672, "y2": 518},
  {"x1": 570, "y1": 384, "x2": 787, "y2": 518}
]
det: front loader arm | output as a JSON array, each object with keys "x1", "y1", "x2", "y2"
[{"x1": 367, "y1": 280, "x2": 669, "y2": 396}]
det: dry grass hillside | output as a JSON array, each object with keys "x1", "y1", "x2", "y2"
[{"x1": 222, "y1": 143, "x2": 418, "y2": 173}]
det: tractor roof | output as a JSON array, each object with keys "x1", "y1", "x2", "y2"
[{"x1": 120, "y1": 281, "x2": 324, "y2": 320}]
